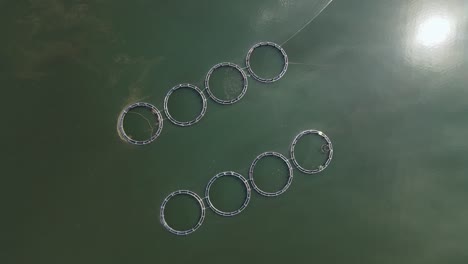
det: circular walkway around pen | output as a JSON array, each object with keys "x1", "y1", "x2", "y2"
[
  {"x1": 249, "y1": 151, "x2": 294, "y2": 197},
  {"x1": 245, "y1": 42, "x2": 288, "y2": 83},
  {"x1": 164, "y1": 83, "x2": 208, "y2": 127},
  {"x1": 205, "y1": 171, "x2": 251, "y2": 217},
  {"x1": 117, "y1": 102, "x2": 163, "y2": 146},
  {"x1": 160, "y1": 190, "x2": 206, "y2": 236},
  {"x1": 290, "y1": 130, "x2": 333, "y2": 174}
]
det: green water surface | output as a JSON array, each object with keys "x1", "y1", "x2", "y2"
[{"x1": 2, "y1": 0, "x2": 468, "y2": 263}]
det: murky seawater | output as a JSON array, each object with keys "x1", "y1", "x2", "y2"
[{"x1": 3, "y1": 0, "x2": 468, "y2": 263}]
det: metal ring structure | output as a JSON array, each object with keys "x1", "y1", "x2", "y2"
[
  {"x1": 117, "y1": 102, "x2": 163, "y2": 146},
  {"x1": 205, "y1": 171, "x2": 251, "y2": 217},
  {"x1": 160, "y1": 190, "x2": 206, "y2": 236},
  {"x1": 249, "y1": 152, "x2": 294, "y2": 197},
  {"x1": 164, "y1": 83, "x2": 208, "y2": 127},
  {"x1": 321, "y1": 144, "x2": 331, "y2": 153},
  {"x1": 204, "y1": 62, "x2": 248, "y2": 105},
  {"x1": 290, "y1": 130, "x2": 334, "y2": 174},
  {"x1": 245, "y1": 41, "x2": 288, "y2": 83}
]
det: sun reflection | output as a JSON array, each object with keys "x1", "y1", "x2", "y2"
[
  {"x1": 405, "y1": 9, "x2": 460, "y2": 70},
  {"x1": 415, "y1": 16, "x2": 454, "y2": 47}
]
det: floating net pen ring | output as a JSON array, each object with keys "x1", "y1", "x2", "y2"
[
  {"x1": 160, "y1": 190, "x2": 206, "y2": 236},
  {"x1": 205, "y1": 171, "x2": 251, "y2": 217},
  {"x1": 117, "y1": 102, "x2": 163, "y2": 146},
  {"x1": 163, "y1": 83, "x2": 207, "y2": 127},
  {"x1": 249, "y1": 152, "x2": 294, "y2": 197},
  {"x1": 204, "y1": 62, "x2": 248, "y2": 105},
  {"x1": 290, "y1": 130, "x2": 334, "y2": 174},
  {"x1": 245, "y1": 41, "x2": 288, "y2": 83}
]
